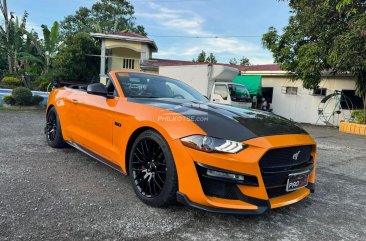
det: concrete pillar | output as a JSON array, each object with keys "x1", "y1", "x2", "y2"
[{"x1": 100, "y1": 40, "x2": 106, "y2": 77}]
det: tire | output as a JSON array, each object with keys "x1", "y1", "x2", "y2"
[
  {"x1": 46, "y1": 107, "x2": 66, "y2": 148},
  {"x1": 129, "y1": 130, "x2": 178, "y2": 207}
]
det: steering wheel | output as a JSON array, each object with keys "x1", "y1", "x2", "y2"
[{"x1": 173, "y1": 94, "x2": 185, "y2": 99}]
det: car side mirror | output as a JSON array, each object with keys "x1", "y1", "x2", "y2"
[{"x1": 87, "y1": 83, "x2": 108, "y2": 97}]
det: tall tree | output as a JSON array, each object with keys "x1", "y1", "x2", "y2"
[
  {"x1": 0, "y1": 10, "x2": 41, "y2": 75},
  {"x1": 193, "y1": 50, "x2": 206, "y2": 62},
  {"x1": 52, "y1": 32, "x2": 99, "y2": 82},
  {"x1": 239, "y1": 56, "x2": 251, "y2": 66},
  {"x1": 229, "y1": 58, "x2": 238, "y2": 65},
  {"x1": 262, "y1": 0, "x2": 366, "y2": 123},
  {"x1": 193, "y1": 51, "x2": 218, "y2": 63},
  {"x1": 41, "y1": 21, "x2": 60, "y2": 72},
  {"x1": 0, "y1": 0, "x2": 11, "y2": 73},
  {"x1": 60, "y1": 0, "x2": 146, "y2": 38},
  {"x1": 206, "y1": 53, "x2": 217, "y2": 63}
]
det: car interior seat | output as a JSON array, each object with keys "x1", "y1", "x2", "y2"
[{"x1": 145, "y1": 79, "x2": 172, "y2": 97}]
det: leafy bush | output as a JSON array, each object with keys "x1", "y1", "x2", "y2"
[
  {"x1": 1, "y1": 76, "x2": 21, "y2": 87},
  {"x1": 12, "y1": 87, "x2": 33, "y2": 106},
  {"x1": 32, "y1": 95, "x2": 44, "y2": 106},
  {"x1": 2, "y1": 95, "x2": 15, "y2": 105},
  {"x1": 34, "y1": 70, "x2": 61, "y2": 91},
  {"x1": 52, "y1": 33, "x2": 99, "y2": 82},
  {"x1": 37, "y1": 81, "x2": 51, "y2": 91},
  {"x1": 352, "y1": 110, "x2": 365, "y2": 124}
]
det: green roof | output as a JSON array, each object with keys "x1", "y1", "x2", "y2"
[{"x1": 232, "y1": 75, "x2": 262, "y2": 96}]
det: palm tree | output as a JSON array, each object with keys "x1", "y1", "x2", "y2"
[
  {"x1": 0, "y1": 0, "x2": 12, "y2": 73},
  {"x1": 40, "y1": 21, "x2": 60, "y2": 73}
]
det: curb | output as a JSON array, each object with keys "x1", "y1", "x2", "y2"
[{"x1": 339, "y1": 122, "x2": 366, "y2": 136}]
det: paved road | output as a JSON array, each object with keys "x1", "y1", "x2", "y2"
[{"x1": 0, "y1": 111, "x2": 365, "y2": 241}]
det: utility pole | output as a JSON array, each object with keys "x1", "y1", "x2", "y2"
[{"x1": 0, "y1": 0, "x2": 12, "y2": 74}]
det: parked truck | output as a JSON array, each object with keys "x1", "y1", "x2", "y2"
[{"x1": 159, "y1": 64, "x2": 252, "y2": 108}]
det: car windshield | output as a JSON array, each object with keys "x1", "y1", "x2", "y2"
[
  {"x1": 116, "y1": 72, "x2": 208, "y2": 102},
  {"x1": 228, "y1": 84, "x2": 251, "y2": 99}
]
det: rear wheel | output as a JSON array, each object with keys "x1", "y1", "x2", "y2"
[
  {"x1": 129, "y1": 130, "x2": 178, "y2": 207},
  {"x1": 46, "y1": 107, "x2": 66, "y2": 148}
]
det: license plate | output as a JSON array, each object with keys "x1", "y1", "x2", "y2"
[{"x1": 286, "y1": 171, "x2": 310, "y2": 192}]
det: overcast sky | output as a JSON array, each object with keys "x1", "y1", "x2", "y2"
[{"x1": 4, "y1": 0, "x2": 291, "y2": 64}]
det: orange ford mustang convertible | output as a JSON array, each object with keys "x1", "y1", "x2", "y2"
[{"x1": 45, "y1": 71, "x2": 316, "y2": 215}]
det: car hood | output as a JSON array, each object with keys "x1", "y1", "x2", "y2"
[{"x1": 129, "y1": 98, "x2": 307, "y2": 142}]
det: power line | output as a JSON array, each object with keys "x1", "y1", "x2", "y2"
[
  {"x1": 132, "y1": 0, "x2": 207, "y2": 2},
  {"x1": 148, "y1": 35, "x2": 262, "y2": 38},
  {"x1": 82, "y1": 0, "x2": 208, "y2": 2}
]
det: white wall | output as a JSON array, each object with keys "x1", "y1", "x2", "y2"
[
  {"x1": 261, "y1": 75, "x2": 356, "y2": 125},
  {"x1": 160, "y1": 65, "x2": 239, "y2": 97},
  {"x1": 159, "y1": 65, "x2": 211, "y2": 96}
]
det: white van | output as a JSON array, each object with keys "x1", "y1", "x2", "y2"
[{"x1": 159, "y1": 64, "x2": 252, "y2": 108}]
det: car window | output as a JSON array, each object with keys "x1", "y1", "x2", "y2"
[
  {"x1": 228, "y1": 84, "x2": 250, "y2": 99},
  {"x1": 116, "y1": 72, "x2": 207, "y2": 102},
  {"x1": 214, "y1": 85, "x2": 228, "y2": 100}
]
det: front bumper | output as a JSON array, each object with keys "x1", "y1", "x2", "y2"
[{"x1": 170, "y1": 134, "x2": 317, "y2": 214}]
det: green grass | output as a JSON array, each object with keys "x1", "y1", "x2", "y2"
[
  {"x1": 0, "y1": 105, "x2": 45, "y2": 112},
  {"x1": 0, "y1": 106, "x2": 21, "y2": 112}
]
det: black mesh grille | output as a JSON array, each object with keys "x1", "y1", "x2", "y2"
[
  {"x1": 195, "y1": 164, "x2": 239, "y2": 200},
  {"x1": 199, "y1": 177, "x2": 239, "y2": 200},
  {"x1": 260, "y1": 145, "x2": 312, "y2": 171},
  {"x1": 259, "y1": 145, "x2": 314, "y2": 198}
]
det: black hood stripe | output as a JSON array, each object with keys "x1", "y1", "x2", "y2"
[{"x1": 128, "y1": 98, "x2": 306, "y2": 142}]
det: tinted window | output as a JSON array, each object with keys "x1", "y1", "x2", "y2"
[
  {"x1": 115, "y1": 72, "x2": 207, "y2": 102},
  {"x1": 228, "y1": 84, "x2": 250, "y2": 99}
]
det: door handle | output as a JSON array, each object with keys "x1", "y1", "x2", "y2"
[{"x1": 71, "y1": 99, "x2": 79, "y2": 103}]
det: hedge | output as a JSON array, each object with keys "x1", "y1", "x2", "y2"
[
  {"x1": 32, "y1": 95, "x2": 44, "y2": 106},
  {"x1": 2, "y1": 95, "x2": 15, "y2": 105},
  {"x1": 352, "y1": 110, "x2": 365, "y2": 124},
  {"x1": 1, "y1": 76, "x2": 21, "y2": 87},
  {"x1": 12, "y1": 87, "x2": 33, "y2": 106}
]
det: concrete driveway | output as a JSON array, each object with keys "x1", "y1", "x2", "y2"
[{"x1": 0, "y1": 111, "x2": 365, "y2": 241}]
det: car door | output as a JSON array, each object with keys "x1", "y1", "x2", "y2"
[
  {"x1": 57, "y1": 88, "x2": 83, "y2": 140},
  {"x1": 72, "y1": 83, "x2": 118, "y2": 161}
]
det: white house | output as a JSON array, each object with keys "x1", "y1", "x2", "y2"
[{"x1": 240, "y1": 66, "x2": 361, "y2": 126}]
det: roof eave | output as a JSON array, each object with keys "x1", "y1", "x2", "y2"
[
  {"x1": 241, "y1": 71, "x2": 287, "y2": 76},
  {"x1": 90, "y1": 33, "x2": 158, "y2": 52},
  {"x1": 140, "y1": 65, "x2": 159, "y2": 71}
]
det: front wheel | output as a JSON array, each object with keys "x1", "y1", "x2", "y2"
[
  {"x1": 46, "y1": 107, "x2": 66, "y2": 148},
  {"x1": 129, "y1": 130, "x2": 178, "y2": 207}
]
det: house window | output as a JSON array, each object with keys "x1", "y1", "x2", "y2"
[
  {"x1": 285, "y1": 87, "x2": 298, "y2": 95},
  {"x1": 312, "y1": 88, "x2": 327, "y2": 96},
  {"x1": 123, "y1": 58, "x2": 135, "y2": 69}
]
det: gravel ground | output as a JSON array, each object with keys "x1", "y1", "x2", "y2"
[{"x1": 0, "y1": 111, "x2": 365, "y2": 241}]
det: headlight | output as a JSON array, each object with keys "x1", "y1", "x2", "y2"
[{"x1": 180, "y1": 135, "x2": 245, "y2": 153}]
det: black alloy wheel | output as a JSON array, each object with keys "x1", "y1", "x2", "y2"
[
  {"x1": 46, "y1": 110, "x2": 57, "y2": 142},
  {"x1": 129, "y1": 130, "x2": 178, "y2": 207},
  {"x1": 46, "y1": 107, "x2": 66, "y2": 148},
  {"x1": 131, "y1": 138, "x2": 167, "y2": 197}
]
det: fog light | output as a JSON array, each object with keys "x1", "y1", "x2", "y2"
[{"x1": 206, "y1": 169, "x2": 245, "y2": 181}]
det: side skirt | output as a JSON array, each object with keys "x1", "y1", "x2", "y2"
[{"x1": 66, "y1": 141, "x2": 127, "y2": 175}]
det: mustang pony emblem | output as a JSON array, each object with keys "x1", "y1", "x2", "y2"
[{"x1": 293, "y1": 150, "x2": 301, "y2": 160}]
